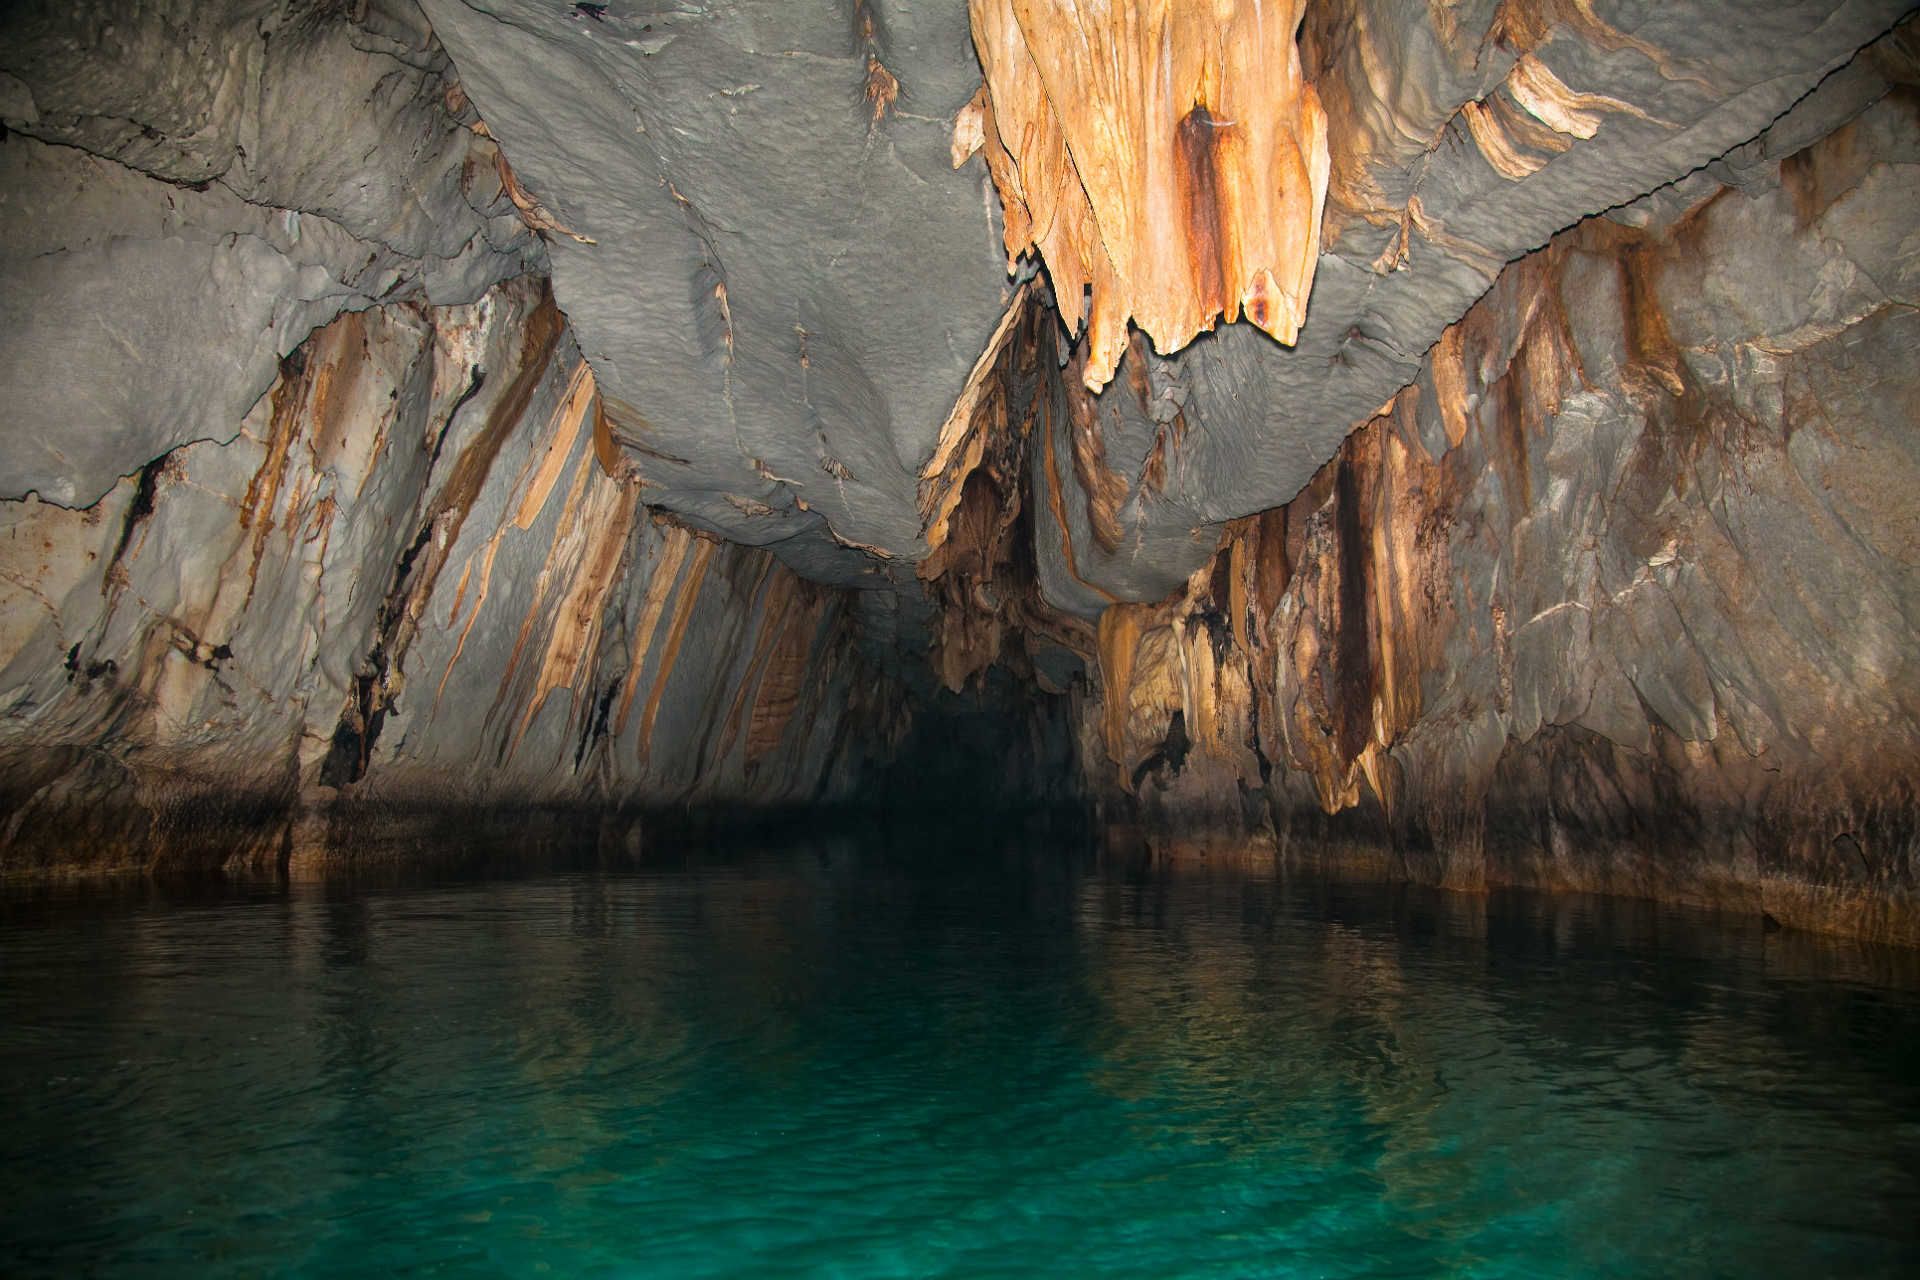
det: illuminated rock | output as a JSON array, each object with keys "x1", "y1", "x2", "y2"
[{"x1": 957, "y1": 0, "x2": 1330, "y2": 390}]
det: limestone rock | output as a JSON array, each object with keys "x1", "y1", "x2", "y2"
[
  {"x1": 0, "y1": 0, "x2": 1917, "y2": 947},
  {"x1": 412, "y1": 0, "x2": 1012, "y2": 585},
  {"x1": 0, "y1": 0, "x2": 542, "y2": 506},
  {"x1": 1069, "y1": 78, "x2": 1920, "y2": 943},
  {"x1": 0, "y1": 279, "x2": 910, "y2": 871}
]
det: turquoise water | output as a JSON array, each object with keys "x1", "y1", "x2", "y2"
[{"x1": 3, "y1": 835, "x2": 1918, "y2": 1277}]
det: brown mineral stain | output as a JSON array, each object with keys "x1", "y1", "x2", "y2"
[
  {"x1": 304, "y1": 312, "x2": 373, "y2": 471},
  {"x1": 712, "y1": 561, "x2": 788, "y2": 763},
  {"x1": 638, "y1": 538, "x2": 715, "y2": 763},
  {"x1": 1614, "y1": 237, "x2": 1685, "y2": 398},
  {"x1": 610, "y1": 528, "x2": 692, "y2": 738},
  {"x1": 919, "y1": 287, "x2": 1032, "y2": 555},
  {"x1": 511, "y1": 362, "x2": 597, "y2": 530},
  {"x1": 916, "y1": 295, "x2": 1103, "y2": 694},
  {"x1": 1493, "y1": 339, "x2": 1535, "y2": 512},
  {"x1": 864, "y1": 56, "x2": 900, "y2": 123},
  {"x1": 1332, "y1": 453, "x2": 1376, "y2": 767},
  {"x1": 1227, "y1": 528, "x2": 1252, "y2": 653},
  {"x1": 1097, "y1": 603, "x2": 1154, "y2": 788},
  {"x1": 497, "y1": 446, "x2": 642, "y2": 762},
  {"x1": 432, "y1": 288, "x2": 566, "y2": 558},
  {"x1": 1486, "y1": 0, "x2": 1692, "y2": 77},
  {"x1": 1253, "y1": 505, "x2": 1294, "y2": 617},
  {"x1": 1492, "y1": 89, "x2": 1576, "y2": 159},
  {"x1": 1039, "y1": 390, "x2": 1121, "y2": 605},
  {"x1": 1063, "y1": 365, "x2": 1130, "y2": 554},
  {"x1": 426, "y1": 288, "x2": 569, "y2": 705},
  {"x1": 493, "y1": 142, "x2": 596, "y2": 244},
  {"x1": 1175, "y1": 104, "x2": 1235, "y2": 312},
  {"x1": 591, "y1": 399, "x2": 625, "y2": 478},
  {"x1": 1431, "y1": 324, "x2": 1470, "y2": 449},
  {"x1": 746, "y1": 586, "x2": 819, "y2": 765},
  {"x1": 1462, "y1": 97, "x2": 1547, "y2": 179},
  {"x1": 239, "y1": 344, "x2": 320, "y2": 603}
]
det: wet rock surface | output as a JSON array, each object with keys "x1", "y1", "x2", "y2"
[
  {"x1": 412, "y1": 0, "x2": 1012, "y2": 586},
  {"x1": 0, "y1": 0, "x2": 544, "y2": 506}
]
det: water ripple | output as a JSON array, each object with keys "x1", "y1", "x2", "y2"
[{"x1": 3, "y1": 849, "x2": 1919, "y2": 1277}]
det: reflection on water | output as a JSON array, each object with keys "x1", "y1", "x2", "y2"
[{"x1": 3, "y1": 835, "x2": 1918, "y2": 1277}]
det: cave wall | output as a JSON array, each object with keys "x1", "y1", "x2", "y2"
[
  {"x1": 0, "y1": 277, "x2": 910, "y2": 874},
  {"x1": 1078, "y1": 86, "x2": 1920, "y2": 944},
  {"x1": 2, "y1": 0, "x2": 1916, "y2": 943},
  {"x1": 1003, "y1": 0, "x2": 1917, "y2": 608},
  {"x1": 0, "y1": 0, "x2": 952, "y2": 876},
  {"x1": 0, "y1": 0, "x2": 544, "y2": 508}
]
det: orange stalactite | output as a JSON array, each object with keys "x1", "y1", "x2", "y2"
[{"x1": 956, "y1": 0, "x2": 1329, "y2": 392}]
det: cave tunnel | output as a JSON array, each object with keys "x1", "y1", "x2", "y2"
[{"x1": 3, "y1": 0, "x2": 1920, "y2": 1273}]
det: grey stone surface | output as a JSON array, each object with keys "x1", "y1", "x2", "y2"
[
  {"x1": 5, "y1": 0, "x2": 1910, "y2": 589},
  {"x1": 1028, "y1": 0, "x2": 1918, "y2": 607},
  {"x1": 0, "y1": 0, "x2": 542, "y2": 506},
  {"x1": 416, "y1": 0, "x2": 1012, "y2": 587},
  {"x1": 1079, "y1": 79, "x2": 1920, "y2": 941},
  {"x1": 0, "y1": 0, "x2": 1915, "y2": 937}
]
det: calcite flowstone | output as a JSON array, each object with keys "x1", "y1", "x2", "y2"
[{"x1": 957, "y1": 0, "x2": 1329, "y2": 391}]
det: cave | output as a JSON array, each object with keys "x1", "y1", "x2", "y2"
[{"x1": 3, "y1": 0, "x2": 1919, "y2": 1272}]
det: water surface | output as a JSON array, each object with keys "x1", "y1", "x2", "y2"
[{"x1": 4, "y1": 834, "x2": 1918, "y2": 1277}]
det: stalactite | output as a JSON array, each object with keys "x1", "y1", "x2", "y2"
[
  {"x1": 917, "y1": 290, "x2": 1096, "y2": 693},
  {"x1": 955, "y1": 0, "x2": 1329, "y2": 391}
]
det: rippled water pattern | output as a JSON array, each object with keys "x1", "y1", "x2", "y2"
[{"x1": 4, "y1": 839, "x2": 1919, "y2": 1277}]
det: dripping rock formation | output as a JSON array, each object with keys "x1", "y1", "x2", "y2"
[{"x1": 0, "y1": 0, "x2": 1916, "y2": 942}]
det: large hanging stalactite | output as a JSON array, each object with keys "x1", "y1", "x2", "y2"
[{"x1": 955, "y1": 0, "x2": 1330, "y2": 391}]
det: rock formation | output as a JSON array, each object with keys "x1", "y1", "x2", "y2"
[
  {"x1": 0, "y1": 277, "x2": 916, "y2": 871},
  {"x1": 1080, "y1": 76, "x2": 1920, "y2": 945},
  {"x1": 1, "y1": 1, "x2": 1915, "y2": 942},
  {"x1": 957, "y1": 0, "x2": 1329, "y2": 390}
]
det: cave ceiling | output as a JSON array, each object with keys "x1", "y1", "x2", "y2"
[{"x1": 4, "y1": 0, "x2": 1913, "y2": 628}]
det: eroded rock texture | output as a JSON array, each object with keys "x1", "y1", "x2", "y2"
[
  {"x1": 1074, "y1": 75, "x2": 1920, "y2": 944},
  {"x1": 0, "y1": 279, "x2": 911, "y2": 872},
  {"x1": 408, "y1": 0, "x2": 1013, "y2": 587},
  {"x1": 1005, "y1": 0, "x2": 1916, "y2": 606}
]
